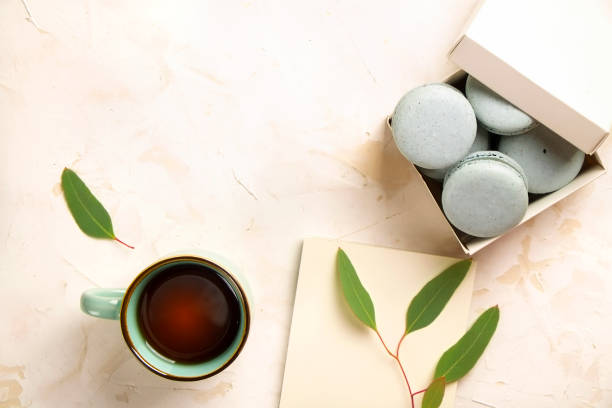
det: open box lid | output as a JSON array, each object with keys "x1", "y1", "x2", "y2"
[{"x1": 449, "y1": 0, "x2": 612, "y2": 154}]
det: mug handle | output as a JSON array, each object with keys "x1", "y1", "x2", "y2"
[{"x1": 80, "y1": 288, "x2": 126, "y2": 320}]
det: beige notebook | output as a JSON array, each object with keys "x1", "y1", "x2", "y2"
[{"x1": 280, "y1": 238, "x2": 476, "y2": 407}]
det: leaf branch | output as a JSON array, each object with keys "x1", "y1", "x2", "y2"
[
  {"x1": 337, "y1": 249, "x2": 498, "y2": 408},
  {"x1": 375, "y1": 330, "x2": 415, "y2": 408}
]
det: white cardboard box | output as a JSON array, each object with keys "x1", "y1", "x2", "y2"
[
  {"x1": 450, "y1": 0, "x2": 612, "y2": 154},
  {"x1": 389, "y1": 0, "x2": 611, "y2": 256}
]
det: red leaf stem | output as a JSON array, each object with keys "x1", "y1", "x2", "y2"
[
  {"x1": 375, "y1": 330, "x2": 415, "y2": 408},
  {"x1": 114, "y1": 237, "x2": 134, "y2": 249}
]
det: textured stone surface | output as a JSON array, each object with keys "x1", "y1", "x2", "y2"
[{"x1": 1, "y1": 0, "x2": 611, "y2": 407}]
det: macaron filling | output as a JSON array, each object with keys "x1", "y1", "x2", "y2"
[{"x1": 444, "y1": 151, "x2": 528, "y2": 188}]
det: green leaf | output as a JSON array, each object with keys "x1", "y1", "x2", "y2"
[
  {"x1": 434, "y1": 306, "x2": 500, "y2": 383},
  {"x1": 337, "y1": 248, "x2": 377, "y2": 330},
  {"x1": 405, "y1": 259, "x2": 471, "y2": 334},
  {"x1": 61, "y1": 168, "x2": 133, "y2": 248},
  {"x1": 62, "y1": 168, "x2": 115, "y2": 239},
  {"x1": 422, "y1": 377, "x2": 445, "y2": 408}
]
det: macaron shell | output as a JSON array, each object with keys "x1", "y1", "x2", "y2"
[
  {"x1": 466, "y1": 75, "x2": 538, "y2": 136},
  {"x1": 498, "y1": 126, "x2": 585, "y2": 194},
  {"x1": 392, "y1": 83, "x2": 477, "y2": 169},
  {"x1": 420, "y1": 123, "x2": 490, "y2": 181},
  {"x1": 444, "y1": 150, "x2": 528, "y2": 187},
  {"x1": 442, "y1": 151, "x2": 528, "y2": 238}
]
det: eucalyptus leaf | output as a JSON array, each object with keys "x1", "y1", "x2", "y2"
[
  {"x1": 337, "y1": 248, "x2": 377, "y2": 330},
  {"x1": 422, "y1": 377, "x2": 445, "y2": 408},
  {"x1": 405, "y1": 260, "x2": 471, "y2": 334},
  {"x1": 61, "y1": 168, "x2": 133, "y2": 248},
  {"x1": 434, "y1": 306, "x2": 499, "y2": 383}
]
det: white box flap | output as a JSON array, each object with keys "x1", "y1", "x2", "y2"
[{"x1": 449, "y1": 0, "x2": 612, "y2": 154}]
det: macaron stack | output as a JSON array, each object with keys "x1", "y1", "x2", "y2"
[{"x1": 391, "y1": 75, "x2": 585, "y2": 238}]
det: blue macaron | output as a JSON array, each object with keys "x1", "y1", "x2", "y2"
[
  {"x1": 498, "y1": 125, "x2": 585, "y2": 194},
  {"x1": 465, "y1": 75, "x2": 538, "y2": 136},
  {"x1": 392, "y1": 83, "x2": 477, "y2": 169},
  {"x1": 442, "y1": 151, "x2": 529, "y2": 237},
  {"x1": 419, "y1": 123, "x2": 491, "y2": 181}
]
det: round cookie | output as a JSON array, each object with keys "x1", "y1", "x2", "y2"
[
  {"x1": 465, "y1": 75, "x2": 538, "y2": 136},
  {"x1": 420, "y1": 123, "x2": 490, "y2": 181},
  {"x1": 392, "y1": 83, "x2": 477, "y2": 169},
  {"x1": 442, "y1": 151, "x2": 528, "y2": 238},
  {"x1": 498, "y1": 125, "x2": 585, "y2": 194}
]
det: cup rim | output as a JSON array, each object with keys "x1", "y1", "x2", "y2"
[{"x1": 119, "y1": 254, "x2": 251, "y2": 381}]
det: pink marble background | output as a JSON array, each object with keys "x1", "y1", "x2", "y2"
[{"x1": 1, "y1": 0, "x2": 610, "y2": 406}]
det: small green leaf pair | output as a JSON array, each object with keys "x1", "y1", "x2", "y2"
[
  {"x1": 337, "y1": 248, "x2": 499, "y2": 408},
  {"x1": 61, "y1": 168, "x2": 133, "y2": 249}
]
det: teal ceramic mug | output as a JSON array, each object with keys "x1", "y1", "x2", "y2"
[{"x1": 80, "y1": 253, "x2": 250, "y2": 381}]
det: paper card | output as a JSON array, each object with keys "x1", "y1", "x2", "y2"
[{"x1": 279, "y1": 238, "x2": 476, "y2": 407}]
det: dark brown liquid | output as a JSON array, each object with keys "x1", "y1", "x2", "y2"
[{"x1": 138, "y1": 263, "x2": 241, "y2": 363}]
